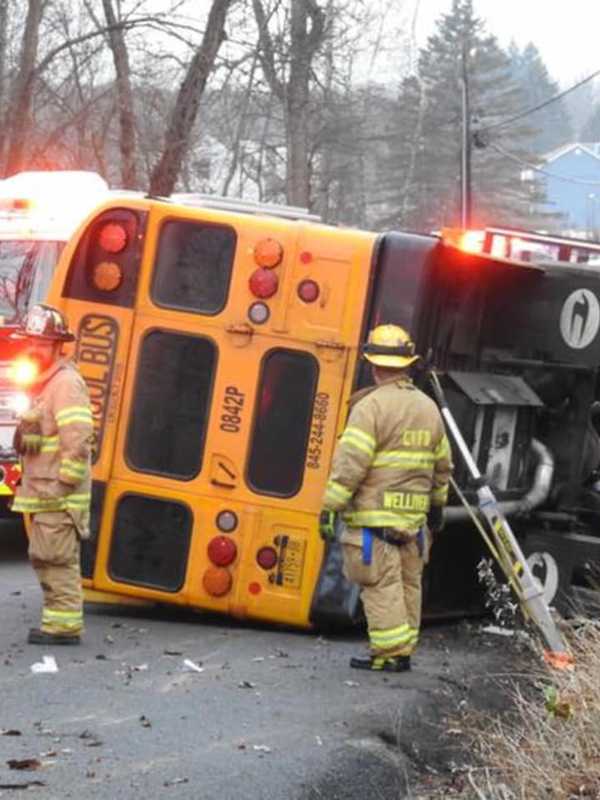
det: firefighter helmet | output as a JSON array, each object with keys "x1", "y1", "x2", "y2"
[
  {"x1": 12, "y1": 304, "x2": 75, "y2": 342},
  {"x1": 362, "y1": 324, "x2": 419, "y2": 368}
]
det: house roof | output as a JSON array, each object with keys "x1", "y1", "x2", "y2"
[{"x1": 542, "y1": 142, "x2": 600, "y2": 164}]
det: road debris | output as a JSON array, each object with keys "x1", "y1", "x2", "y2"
[
  {"x1": 104, "y1": 634, "x2": 114, "y2": 645},
  {"x1": 0, "y1": 729, "x2": 21, "y2": 736},
  {"x1": 238, "y1": 680, "x2": 256, "y2": 689},
  {"x1": 0, "y1": 781, "x2": 46, "y2": 789},
  {"x1": 182, "y1": 659, "x2": 204, "y2": 673},
  {"x1": 139, "y1": 715, "x2": 152, "y2": 728},
  {"x1": 163, "y1": 649, "x2": 183, "y2": 656},
  {"x1": 343, "y1": 680, "x2": 360, "y2": 687},
  {"x1": 7, "y1": 758, "x2": 42, "y2": 770},
  {"x1": 252, "y1": 745, "x2": 271, "y2": 754},
  {"x1": 482, "y1": 625, "x2": 515, "y2": 637},
  {"x1": 164, "y1": 777, "x2": 189, "y2": 786},
  {"x1": 251, "y1": 656, "x2": 265, "y2": 662},
  {"x1": 30, "y1": 656, "x2": 58, "y2": 674}
]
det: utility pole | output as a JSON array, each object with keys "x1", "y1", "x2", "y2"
[{"x1": 460, "y1": 40, "x2": 472, "y2": 229}]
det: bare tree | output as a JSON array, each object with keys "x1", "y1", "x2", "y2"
[
  {"x1": 101, "y1": 0, "x2": 138, "y2": 188},
  {"x1": 253, "y1": 0, "x2": 326, "y2": 207},
  {"x1": 4, "y1": 0, "x2": 45, "y2": 176},
  {"x1": 149, "y1": 0, "x2": 236, "y2": 196}
]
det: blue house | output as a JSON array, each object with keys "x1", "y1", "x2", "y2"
[{"x1": 534, "y1": 143, "x2": 600, "y2": 237}]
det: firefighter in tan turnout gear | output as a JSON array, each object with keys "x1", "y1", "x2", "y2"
[
  {"x1": 320, "y1": 324, "x2": 452, "y2": 672},
  {"x1": 11, "y1": 304, "x2": 93, "y2": 646}
]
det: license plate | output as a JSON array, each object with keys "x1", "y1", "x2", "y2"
[{"x1": 278, "y1": 536, "x2": 306, "y2": 589}]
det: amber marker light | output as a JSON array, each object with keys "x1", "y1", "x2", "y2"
[
  {"x1": 203, "y1": 567, "x2": 232, "y2": 597},
  {"x1": 254, "y1": 238, "x2": 283, "y2": 269},
  {"x1": 92, "y1": 261, "x2": 124, "y2": 292}
]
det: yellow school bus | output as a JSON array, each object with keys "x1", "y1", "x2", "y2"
[{"x1": 43, "y1": 194, "x2": 487, "y2": 627}]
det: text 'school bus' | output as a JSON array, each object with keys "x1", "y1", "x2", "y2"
[{"x1": 44, "y1": 193, "x2": 587, "y2": 626}]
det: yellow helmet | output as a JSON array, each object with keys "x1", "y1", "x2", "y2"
[{"x1": 362, "y1": 324, "x2": 419, "y2": 368}]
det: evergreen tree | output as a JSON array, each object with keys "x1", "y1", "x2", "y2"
[
  {"x1": 508, "y1": 42, "x2": 572, "y2": 154},
  {"x1": 372, "y1": 0, "x2": 546, "y2": 233}
]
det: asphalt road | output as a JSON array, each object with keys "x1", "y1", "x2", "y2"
[{"x1": 0, "y1": 526, "x2": 517, "y2": 800}]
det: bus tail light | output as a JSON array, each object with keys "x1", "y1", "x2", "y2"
[
  {"x1": 248, "y1": 302, "x2": 270, "y2": 324},
  {"x1": 254, "y1": 238, "x2": 283, "y2": 269},
  {"x1": 256, "y1": 546, "x2": 278, "y2": 570},
  {"x1": 203, "y1": 567, "x2": 232, "y2": 597},
  {"x1": 216, "y1": 510, "x2": 238, "y2": 533},
  {"x1": 249, "y1": 268, "x2": 278, "y2": 298},
  {"x1": 208, "y1": 535, "x2": 237, "y2": 566},
  {"x1": 92, "y1": 261, "x2": 124, "y2": 292},
  {"x1": 297, "y1": 279, "x2": 319, "y2": 303},
  {"x1": 98, "y1": 222, "x2": 128, "y2": 254}
]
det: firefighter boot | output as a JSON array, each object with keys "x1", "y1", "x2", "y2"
[
  {"x1": 27, "y1": 628, "x2": 80, "y2": 645},
  {"x1": 350, "y1": 654, "x2": 411, "y2": 672}
]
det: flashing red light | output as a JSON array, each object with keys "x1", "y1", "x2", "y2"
[
  {"x1": 10, "y1": 358, "x2": 39, "y2": 388},
  {"x1": 203, "y1": 567, "x2": 232, "y2": 597},
  {"x1": 207, "y1": 535, "x2": 237, "y2": 567},
  {"x1": 297, "y1": 279, "x2": 319, "y2": 303},
  {"x1": 256, "y1": 546, "x2": 278, "y2": 570},
  {"x1": 249, "y1": 268, "x2": 278, "y2": 299}
]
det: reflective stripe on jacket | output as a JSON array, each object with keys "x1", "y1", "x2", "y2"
[
  {"x1": 12, "y1": 359, "x2": 93, "y2": 537},
  {"x1": 322, "y1": 376, "x2": 452, "y2": 533}
]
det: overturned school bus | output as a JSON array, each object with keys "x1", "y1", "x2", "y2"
[{"x1": 40, "y1": 193, "x2": 600, "y2": 626}]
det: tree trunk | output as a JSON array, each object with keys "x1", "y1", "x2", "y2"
[
  {"x1": 253, "y1": 0, "x2": 325, "y2": 208},
  {"x1": 4, "y1": 0, "x2": 45, "y2": 176},
  {"x1": 102, "y1": 0, "x2": 138, "y2": 188},
  {"x1": 149, "y1": 0, "x2": 235, "y2": 197}
]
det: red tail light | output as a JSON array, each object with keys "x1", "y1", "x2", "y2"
[
  {"x1": 208, "y1": 535, "x2": 237, "y2": 567},
  {"x1": 249, "y1": 268, "x2": 278, "y2": 299},
  {"x1": 256, "y1": 546, "x2": 278, "y2": 570},
  {"x1": 297, "y1": 279, "x2": 319, "y2": 303},
  {"x1": 98, "y1": 222, "x2": 128, "y2": 253}
]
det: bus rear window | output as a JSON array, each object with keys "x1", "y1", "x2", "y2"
[
  {"x1": 248, "y1": 349, "x2": 318, "y2": 497},
  {"x1": 126, "y1": 330, "x2": 216, "y2": 479},
  {"x1": 152, "y1": 219, "x2": 236, "y2": 314}
]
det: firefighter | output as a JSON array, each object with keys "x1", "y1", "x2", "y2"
[
  {"x1": 320, "y1": 324, "x2": 452, "y2": 672},
  {"x1": 11, "y1": 304, "x2": 93, "y2": 645}
]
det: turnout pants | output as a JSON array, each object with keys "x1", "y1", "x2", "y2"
[
  {"x1": 342, "y1": 529, "x2": 428, "y2": 657},
  {"x1": 27, "y1": 511, "x2": 83, "y2": 636}
]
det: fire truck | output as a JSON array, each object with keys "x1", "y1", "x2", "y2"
[
  {"x1": 0, "y1": 170, "x2": 108, "y2": 508},
  {"x1": 33, "y1": 192, "x2": 600, "y2": 626}
]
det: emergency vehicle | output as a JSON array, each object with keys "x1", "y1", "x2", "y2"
[
  {"x1": 37, "y1": 193, "x2": 600, "y2": 626},
  {"x1": 0, "y1": 171, "x2": 109, "y2": 504}
]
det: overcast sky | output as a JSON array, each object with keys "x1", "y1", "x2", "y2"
[{"x1": 415, "y1": 0, "x2": 599, "y2": 84}]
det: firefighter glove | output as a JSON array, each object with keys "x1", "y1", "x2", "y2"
[
  {"x1": 319, "y1": 510, "x2": 336, "y2": 542},
  {"x1": 13, "y1": 409, "x2": 42, "y2": 456},
  {"x1": 427, "y1": 505, "x2": 445, "y2": 533}
]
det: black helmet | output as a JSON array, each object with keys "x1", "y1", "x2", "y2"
[{"x1": 12, "y1": 304, "x2": 75, "y2": 342}]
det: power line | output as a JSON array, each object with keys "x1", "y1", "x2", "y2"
[
  {"x1": 479, "y1": 68, "x2": 600, "y2": 134},
  {"x1": 489, "y1": 141, "x2": 600, "y2": 187}
]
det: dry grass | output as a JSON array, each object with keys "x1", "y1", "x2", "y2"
[{"x1": 465, "y1": 621, "x2": 600, "y2": 800}]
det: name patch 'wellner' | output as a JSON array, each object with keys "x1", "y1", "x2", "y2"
[{"x1": 75, "y1": 314, "x2": 119, "y2": 462}]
